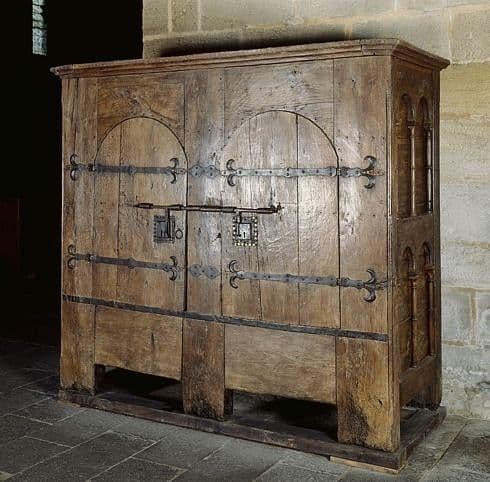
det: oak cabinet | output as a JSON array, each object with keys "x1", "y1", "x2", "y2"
[{"x1": 54, "y1": 39, "x2": 449, "y2": 453}]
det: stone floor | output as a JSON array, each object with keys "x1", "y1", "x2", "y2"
[{"x1": 0, "y1": 338, "x2": 488, "y2": 481}]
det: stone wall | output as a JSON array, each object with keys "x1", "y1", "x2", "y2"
[{"x1": 143, "y1": 0, "x2": 490, "y2": 419}]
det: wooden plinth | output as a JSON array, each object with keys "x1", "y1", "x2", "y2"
[{"x1": 59, "y1": 370, "x2": 445, "y2": 473}]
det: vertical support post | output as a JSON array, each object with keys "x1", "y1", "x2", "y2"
[
  {"x1": 409, "y1": 124, "x2": 416, "y2": 217},
  {"x1": 425, "y1": 127, "x2": 433, "y2": 214}
]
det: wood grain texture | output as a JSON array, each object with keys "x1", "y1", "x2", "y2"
[
  {"x1": 97, "y1": 73, "x2": 184, "y2": 144},
  {"x1": 116, "y1": 117, "x2": 186, "y2": 311},
  {"x1": 182, "y1": 319, "x2": 232, "y2": 419},
  {"x1": 337, "y1": 337, "x2": 398, "y2": 451},
  {"x1": 94, "y1": 306, "x2": 182, "y2": 380},
  {"x1": 334, "y1": 56, "x2": 389, "y2": 334},
  {"x1": 225, "y1": 325, "x2": 336, "y2": 403},
  {"x1": 53, "y1": 39, "x2": 449, "y2": 79},
  {"x1": 186, "y1": 69, "x2": 225, "y2": 315},
  {"x1": 61, "y1": 78, "x2": 98, "y2": 392}
]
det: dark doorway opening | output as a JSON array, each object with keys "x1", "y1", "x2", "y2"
[{"x1": 1, "y1": 0, "x2": 142, "y2": 346}]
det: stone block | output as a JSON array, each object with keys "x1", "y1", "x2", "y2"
[
  {"x1": 441, "y1": 184, "x2": 490, "y2": 245},
  {"x1": 351, "y1": 11, "x2": 450, "y2": 59},
  {"x1": 440, "y1": 118, "x2": 490, "y2": 183},
  {"x1": 442, "y1": 344, "x2": 490, "y2": 418},
  {"x1": 441, "y1": 63, "x2": 490, "y2": 120},
  {"x1": 294, "y1": 0, "x2": 393, "y2": 20},
  {"x1": 144, "y1": 0, "x2": 168, "y2": 37},
  {"x1": 441, "y1": 244, "x2": 489, "y2": 289},
  {"x1": 450, "y1": 7, "x2": 490, "y2": 63},
  {"x1": 172, "y1": 0, "x2": 198, "y2": 33},
  {"x1": 398, "y1": 0, "x2": 445, "y2": 12},
  {"x1": 441, "y1": 287, "x2": 472, "y2": 343},
  {"x1": 475, "y1": 291, "x2": 490, "y2": 345},
  {"x1": 201, "y1": 0, "x2": 295, "y2": 30}
]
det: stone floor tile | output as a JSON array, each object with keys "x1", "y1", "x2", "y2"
[
  {"x1": 93, "y1": 457, "x2": 184, "y2": 481},
  {"x1": 0, "y1": 369, "x2": 54, "y2": 394},
  {"x1": 420, "y1": 465, "x2": 490, "y2": 481},
  {"x1": 113, "y1": 417, "x2": 178, "y2": 441},
  {"x1": 29, "y1": 408, "x2": 131, "y2": 447},
  {"x1": 0, "y1": 390, "x2": 50, "y2": 416},
  {"x1": 138, "y1": 426, "x2": 231, "y2": 469},
  {"x1": 0, "y1": 436, "x2": 67, "y2": 475},
  {"x1": 174, "y1": 438, "x2": 288, "y2": 481},
  {"x1": 0, "y1": 415, "x2": 48, "y2": 446},
  {"x1": 19, "y1": 375, "x2": 59, "y2": 396},
  {"x1": 0, "y1": 471, "x2": 13, "y2": 481},
  {"x1": 11, "y1": 431, "x2": 154, "y2": 482},
  {"x1": 0, "y1": 340, "x2": 37, "y2": 359},
  {"x1": 257, "y1": 461, "x2": 343, "y2": 481},
  {"x1": 437, "y1": 419, "x2": 490, "y2": 474},
  {"x1": 13, "y1": 398, "x2": 82, "y2": 424},
  {"x1": 338, "y1": 467, "x2": 395, "y2": 481},
  {"x1": 284, "y1": 451, "x2": 348, "y2": 476}
]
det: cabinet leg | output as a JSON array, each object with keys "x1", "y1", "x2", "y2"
[
  {"x1": 336, "y1": 337, "x2": 400, "y2": 452},
  {"x1": 182, "y1": 319, "x2": 233, "y2": 420}
]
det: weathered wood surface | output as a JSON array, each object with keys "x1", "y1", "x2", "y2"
[
  {"x1": 225, "y1": 325, "x2": 336, "y2": 403},
  {"x1": 59, "y1": 388, "x2": 446, "y2": 472},
  {"x1": 57, "y1": 42, "x2": 447, "y2": 453},
  {"x1": 61, "y1": 78, "x2": 98, "y2": 392},
  {"x1": 94, "y1": 307, "x2": 182, "y2": 380}
]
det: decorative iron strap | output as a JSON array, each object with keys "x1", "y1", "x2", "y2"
[
  {"x1": 66, "y1": 245, "x2": 180, "y2": 280},
  {"x1": 190, "y1": 155, "x2": 384, "y2": 189},
  {"x1": 68, "y1": 155, "x2": 186, "y2": 184},
  {"x1": 228, "y1": 260, "x2": 387, "y2": 302}
]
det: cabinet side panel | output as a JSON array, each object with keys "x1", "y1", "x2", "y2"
[
  {"x1": 392, "y1": 59, "x2": 441, "y2": 408},
  {"x1": 61, "y1": 78, "x2": 98, "y2": 391}
]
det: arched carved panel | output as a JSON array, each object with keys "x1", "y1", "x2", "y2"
[
  {"x1": 92, "y1": 117, "x2": 187, "y2": 311},
  {"x1": 219, "y1": 110, "x2": 340, "y2": 327},
  {"x1": 399, "y1": 247, "x2": 416, "y2": 371}
]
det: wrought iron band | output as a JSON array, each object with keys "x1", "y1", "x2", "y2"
[
  {"x1": 63, "y1": 294, "x2": 389, "y2": 342},
  {"x1": 228, "y1": 260, "x2": 387, "y2": 302},
  {"x1": 66, "y1": 245, "x2": 180, "y2": 280},
  {"x1": 190, "y1": 155, "x2": 383, "y2": 189},
  {"x1": 68, "y1": 155, "x2": 186, "y2": 184},
  {"x1": 134, "y1": 202, "x2": 281, "y2": 215}
]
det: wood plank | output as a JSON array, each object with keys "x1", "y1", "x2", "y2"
[
  {"x1": 59, "y1": 388, "x2": 446, "y2": 473},
  {"x1": 182, "y1": 319, "x2": 232, "y2": 419},
  {"x1": 250, "y1": 111, "x2": 299, "y2": 324},
  {"x1": 336, "y1": 337, "x2": 398, "y2": 451},
  {"x1": 335, "y1": 56, "x2": 389, "y2": 334},
  {"x1": 225, "y1": 325, "x2": 336, "y2": 403},
  {"x1": 224, "y1": 60, "x2": 332, "y2": 135},
  {"x1": 94, "y1": 306, "x2": 182, "y2": 380},
  {"x1": 186, "y1": 68, "x2": 225, "y2": 315},
  {"x1": 183, "y1": 69, "x2": 230, "y2": 419},
  {"x1": 97, "y1": 73, "x2": 184, "y2": 144},
  {"x1": 91, "y1": 124, "x2": 121, "y2": 301},
  {"x1": 60, "y1": 302, "x2": 96, "y2": 392},
  {"x1": 61, "y1": 77, "x2": 98, "y2": 392},
  {"x1": 297, "y1": 114, "x2": 339, "y2": 327},
  {"x1": 400, "y1": 356, "x2": 437, "y2": 407},
  {"x1": 116, "y1": 117, "x2": 186, "y2": 311},
  {"x1": 52, "y1": 39, "x2": 449, "y2": 80}
]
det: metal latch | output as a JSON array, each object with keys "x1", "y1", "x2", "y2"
[{"x1": 154, "y1": 214, "x2": 183, "y2": 243}]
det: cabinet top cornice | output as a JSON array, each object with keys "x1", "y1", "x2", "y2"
[{"x1": 52, "y1": 38, "x2": 449, "y2": 79}]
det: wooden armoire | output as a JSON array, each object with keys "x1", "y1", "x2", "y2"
[{"x1": 53, "y1": 39, "x2": 449, "y2": 466}]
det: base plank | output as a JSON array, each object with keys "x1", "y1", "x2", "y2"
[{"x1": 59, "y1": 386, "x2": 445, "y2": 472}]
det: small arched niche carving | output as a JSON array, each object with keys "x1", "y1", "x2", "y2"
[
  {"x1": 419, "y1": 98, "x2": 433, "y2": 214},
  {"x1": 422, "y1": 242, "x2": 435, "y2": 356},
  {"x1": 402, "y1": 247, "x2": 417, "y2": 369},
  {"x1": 397, "y1": 95, "x2": 415, "y2": 218}
]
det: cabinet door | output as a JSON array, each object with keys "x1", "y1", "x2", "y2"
[
  {"x1": 90, "y1": 74, "x2": 186, "y2": 312},
  {"x1": 186, "y1": 61, "x2": 340, "y2": 328}
]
